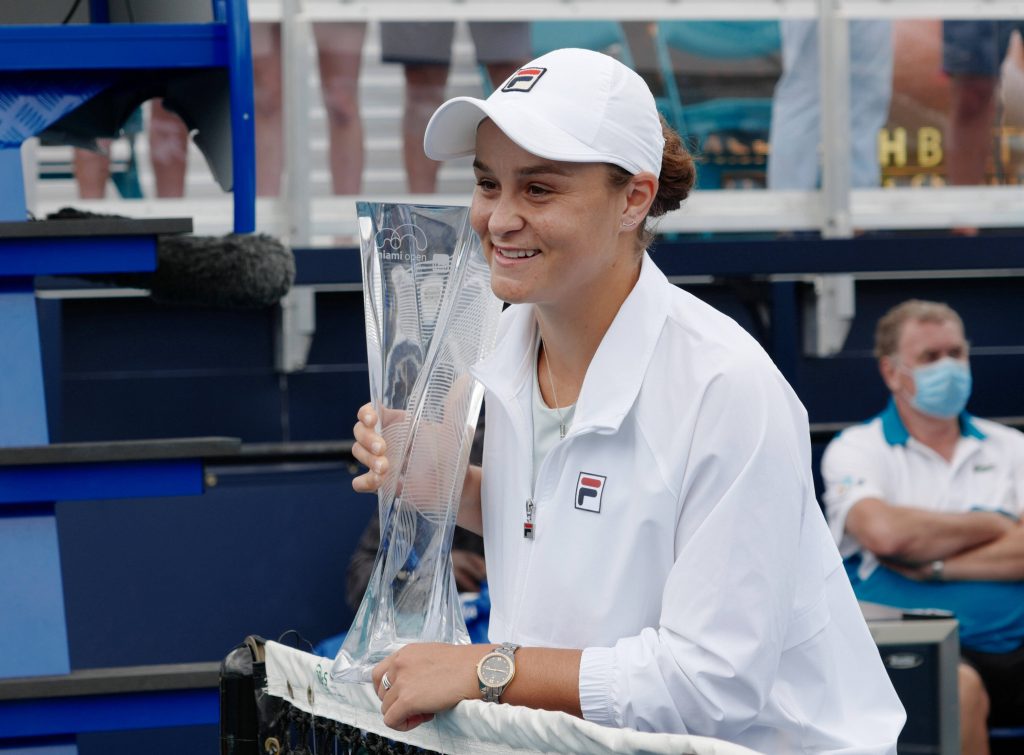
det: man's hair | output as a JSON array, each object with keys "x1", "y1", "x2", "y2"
[{"x1": 874, "y1": 299, "x2": 965, "y2": 359}]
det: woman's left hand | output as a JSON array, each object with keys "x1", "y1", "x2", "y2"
[{"x1": 372, "y1": 643, "x2": 489, "y2": 731}]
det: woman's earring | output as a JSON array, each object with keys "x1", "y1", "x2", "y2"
[{"x1": 621, "y1": 218, "x2": 638, "y2": 229}]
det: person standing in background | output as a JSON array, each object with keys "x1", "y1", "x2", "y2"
[
  {"x1": 251, "y1": 21, "x2": 367, "y2": 196},
  {"x1": 73, "y1": 100, "x2": 189, "y2": 199},
  {"x1": 944, "y1": 22, "x2": 1024, "y2": 194},
  {"x1": 380, "y1": 22, "x2": 531, "y2": 193},
  {"x1": 768, "y1": 20, "x2": 893, "y2": 190}
]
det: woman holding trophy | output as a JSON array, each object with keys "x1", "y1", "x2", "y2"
[{"x1": 351, "y1": 48, "x2": 904, "y2": 751}]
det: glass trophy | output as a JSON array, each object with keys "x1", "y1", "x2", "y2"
[{"x1": 332, "y1": 203, "x2": 502, "y2": 682}]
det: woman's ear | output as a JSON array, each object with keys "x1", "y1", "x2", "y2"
[{"x1": 621, "y1": 171, "x2": 658, "y2": 227}]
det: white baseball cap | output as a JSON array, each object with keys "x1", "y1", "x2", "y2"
[{"x1": 423, "y1": 47, "x2": 664, "y2": 177}]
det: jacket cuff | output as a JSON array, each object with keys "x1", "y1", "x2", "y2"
[{"x1": 579, "y1": 646, "x2": 618, "y2": 727}]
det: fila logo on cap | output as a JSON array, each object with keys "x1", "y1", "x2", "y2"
[
  {"x1": 575, "y1": 472, "x2": 606, "y2": 513},
  {"x1": 501, "y1": 67, "x2": 547, "y2": 93}
]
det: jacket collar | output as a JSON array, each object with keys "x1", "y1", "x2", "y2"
[
  {"x1": 877, "y1": 397, "x2": 986, "y2": 446},
  {"x1": 473, "y1": 252, "x2": 672, "y2": 435}
]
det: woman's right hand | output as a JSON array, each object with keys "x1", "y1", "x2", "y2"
[{"x1": 352, "y1": 402, "x2": 389, "y2": 493}]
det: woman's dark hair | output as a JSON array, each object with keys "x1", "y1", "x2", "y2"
[{"x1": 607, "y1": 115, "x2": 696, "y2": 251}]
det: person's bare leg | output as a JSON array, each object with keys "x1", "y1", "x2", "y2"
[
  {"x1": 73, "y1": 141, "x2": 111, "y2": 199},
  {"x1": 946, "y1": 74, "x2": 999, "y2": 187},
  {"x1": 958, "y1": 662, "x2": 991, "y2": 755},
  {"x1": 946, "y1": 74, "x2": 999, "y2": 235},
  {"x1": 252, "y1": 23, "x2": 284, "y2": 197},
  {"x1": 402, "y1": 64, "x2": 449, "y2": 193},
  {"x1": 149, "y1": 99, "x2": 189, "y2": 198},
  {"x1": 314, "y1": 22, "x2": 366, "y2": 195}
]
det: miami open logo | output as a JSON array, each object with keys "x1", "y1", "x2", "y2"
[
  {"x1": 375, "y1": 224, "x2": 429, "y2": 263},
  {"x1": 575, "y1": 472, "x2": 606, "y2": 513}
]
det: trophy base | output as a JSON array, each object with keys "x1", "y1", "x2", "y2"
[{"x1": 330, "y1": 647, "x2": 395, "y2": 684}]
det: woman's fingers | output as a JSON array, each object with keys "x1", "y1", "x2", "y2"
[
  {"x1": 351, "y1": 430, "x2": 387, "y2": 472},
  {"x1": 351, "y1": 403, "x2": 388, "y2": 493},
  {"x1": 386, "y1": 711, "x2": 435, "y2": 732},
  {"x1": 353, "y1": 419, "x2": 386, "y2": 458},
  {"x1": 372, "y1": 660, "x2": 391, "y2": 700},
  {"x1": 372, "y1": 644, "x2": 480, "y2": 732},
  {"x1": 358, "y1": 402, "x2": 378, "y2": 427}
]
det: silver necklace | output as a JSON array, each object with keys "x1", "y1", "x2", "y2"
[{"x1": 541, "y1": 341, "x2": 569, "y2": 439}]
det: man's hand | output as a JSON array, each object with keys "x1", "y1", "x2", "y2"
[
  {"x1": 846, "y1": 497, "x2": 1015, "y2": 563},
  {"x1": 881, "y1": 519, "x2": 1024, "y2": 582},
  {"x1": 879, "y1": 557, "x2": 933, "y2": 582}
]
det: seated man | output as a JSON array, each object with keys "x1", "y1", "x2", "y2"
[{"x1": 822, "y1": 299, "x2": 1024, "y2": 755}]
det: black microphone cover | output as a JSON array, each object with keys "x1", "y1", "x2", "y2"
[
  {"x1": 146, "y1": 232, "x2": 295, "y2": 309},
  {"x1": 46, "y1": 208, "x2": 295, "y2": 309}
]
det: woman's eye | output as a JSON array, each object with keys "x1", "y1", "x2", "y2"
[
  {"x1": 475, "y1": 178, "x2": 497, "y2": 191},
  {"x1": 526, "y1": 184, "x2": 549, "y2": 197}
]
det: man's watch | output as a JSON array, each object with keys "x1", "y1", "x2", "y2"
[
  {"x1": 929, "y1": 559, "x2": 945, "y2": 582},
  {"x1": 476, "y1": 642, "x2": 520, "y2": 703}
]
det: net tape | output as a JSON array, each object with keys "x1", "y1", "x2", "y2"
[{"x1": 252, "y1": 640, "x2": 761, "y2": 755}]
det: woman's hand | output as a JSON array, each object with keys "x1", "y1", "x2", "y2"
[
  {"x1": 372, "y1": 643, "x2": 487, "y2": 731},
  {"x1": 351, "y1": 402, "x2": 389, "y2": 493}
]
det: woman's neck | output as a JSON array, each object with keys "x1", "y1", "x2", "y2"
[{"x1": 534, "y1": 255, "x2": 642, "y2": 403}]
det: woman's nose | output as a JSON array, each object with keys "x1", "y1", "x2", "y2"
[{"x1": 487, "y1": 194, "x2": 525, "y2": 238}]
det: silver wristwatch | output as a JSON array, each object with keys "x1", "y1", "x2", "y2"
[{"x1": 476, "y1": 642, "x2": 520, "y2": 703}]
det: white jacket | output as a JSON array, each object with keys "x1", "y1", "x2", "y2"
[{"x1": 472, "y1": 254, "x2": 904, "y2": 753}]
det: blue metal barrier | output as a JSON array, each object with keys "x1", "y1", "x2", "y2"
[{"x1": 0, "y1": 3, "x2": 253, "y2": 750}]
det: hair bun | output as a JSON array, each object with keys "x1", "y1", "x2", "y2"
[{"x1": 649, "y1": 118, "x2": 695, "y2": 219}]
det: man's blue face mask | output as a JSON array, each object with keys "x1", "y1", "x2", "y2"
[{"x1": 906, "y1": 357, "x2": 972, "y2": 419}]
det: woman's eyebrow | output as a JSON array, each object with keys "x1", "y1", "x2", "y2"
[
  {"x1": 519, "y1": 164, "x2": 573, "y2": 178},
  {"x1": 472, "y1": 159, "x2": 573, "y2": 178}
]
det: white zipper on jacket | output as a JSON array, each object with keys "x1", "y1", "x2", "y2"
[{"x1": 508, "y1": 421, "x2": 579, "y2": 641}]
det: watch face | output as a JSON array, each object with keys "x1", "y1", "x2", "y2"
[{"x1": 479, "y1": 653, "x2": 514, "y2": 687}]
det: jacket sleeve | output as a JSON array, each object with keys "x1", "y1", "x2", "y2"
[{"x1": 579, "y1": 354, "x2": 823, "y2": 738}]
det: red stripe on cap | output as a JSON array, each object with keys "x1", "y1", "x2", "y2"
[
  {"x1": 581, "y1": 476, "x2": 603, "y2": 488},
  {"x1": 517, "y1": 68, "x2": 543, "y2": 76}
]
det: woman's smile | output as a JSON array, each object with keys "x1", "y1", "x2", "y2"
[{"x1": 493, "y1": 246, "x2": 541, "y2": 263}]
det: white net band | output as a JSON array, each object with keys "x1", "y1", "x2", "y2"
[{"x1": 265, "y1": 641, "x2": 762, "y2": 755}]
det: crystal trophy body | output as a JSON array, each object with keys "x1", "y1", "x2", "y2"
[{"x1": 332, "y1": 203, "x2": 502, "y2": 682}]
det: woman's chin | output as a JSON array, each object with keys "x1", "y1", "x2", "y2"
[{"x1": 489, "y1": 281, "x2": 532, "y2": 305}]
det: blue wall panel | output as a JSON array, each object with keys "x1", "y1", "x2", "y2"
[
  {"x1": 76, "y1": 726, "x2": 216, "y2": 755},
  {"x1": 61, "y1": 374, "x2": 285, "y2": 444},
  {"x1": 57, "y1": 464, "x2": 374, "y2": 669}
]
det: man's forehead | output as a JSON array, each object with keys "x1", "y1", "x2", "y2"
[{"x1": 898, "y1": 318, "x2": 965, "y2": 350}]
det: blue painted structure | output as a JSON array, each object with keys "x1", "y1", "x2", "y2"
[
  {"x1": 0, "y1": 461, "x2": 203, "y2": 504},
  {"x1": 0, "y1": 690, "x2": 217, "y2": 739},
  {"x1": 0, "y1": 9, "x2": 255, "y2": 231},
  {"x1": 0, "y1": 2, "x2": 256, "y2": 751}
]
